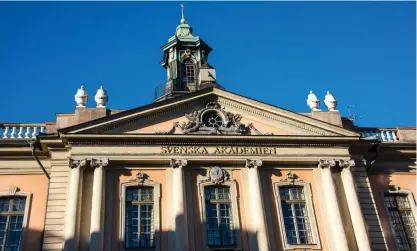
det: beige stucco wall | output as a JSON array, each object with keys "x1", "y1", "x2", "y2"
[
  {"x1": 369, "y1": 172, "x2": 416, "y2": 250},
  {"x1": 0, "y1": 174, "x2": 48, "y2": 251}
]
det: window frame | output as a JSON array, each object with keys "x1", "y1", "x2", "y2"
[
  {"x1": 0, "y1": 188, "x2": 32, "y2": 251},
  {"x1": 381, "y1": 187, "x2": 417, "y2": 251},
  {"x1": 273, "y1": 179, "x2": 321, "y2": 250},
  {"x1": 183, "y1": 58, "x2": 196, "y2": 82},
  {"x1": 120, "y1": 177, "x2": 161, "y2": 251},
  {"x1": 197, "y1": 169, "x2": 242, "y2": 251}
]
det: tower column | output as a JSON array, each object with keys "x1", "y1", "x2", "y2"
[
  {"x1": 64, "y1": 159, "x2": 87, "y2": 251},
  {"x1": 340, "y1": 160, "x2": 372, "y2": 251},
  {"x1": 318, "y1": 159, "x2": 349, "y2": 251},
  {"x1": 89, "y1": 158, "x2": 109, "y2": 251},
  {"x1": 246, "y1": 159, "x2": 270, "y2": 251},
  {"x1": 170, "y1": 159, "x2": 188, "y2": 250}
]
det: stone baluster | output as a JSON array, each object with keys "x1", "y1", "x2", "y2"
[
  {"x1": 380, "y1": 131, "x2": 386, "y2": 141},
  {"x1": 89, "y1": 158, "x2": 109, "y2": 251},
  {"x1": 318, "y1": 159, "x2": 349, "y2": 251},
  {"x1": 64, "y1": 159, "x2": 87, "y2": 251},
  {"x1": 10, "y1": 127, "x2": 16, "y2": 138},
  {"x1": 32, "y1": 127, "x2": 37, "y2": 138},
  {"x1": 339, "y1": 160, "x2": 372, "y2": 251},
  {"x1": 1, "y1": 127, "x2": 7, "y2": 139},
  {"x1": 40, "y1": 127, "x2": 45, "y2": 133},
  {"x1": 170, "y1": 159, "x2": 188, "y2": 251},
  {"x1": 391, "y1": 131, "x2": 398, "y2": 142},
  {"x1": 17, "y1": 127, "x2": 23, "y2": 138},
  {"x1": 25, "y1": 127, "x2": 30, "y2": 139},
  {"x1": 246, "y1": 159, "x2": 270, "y2": 251},
  {"x1": 386, "y1": 130, "x2": 392, "y2": 141}
]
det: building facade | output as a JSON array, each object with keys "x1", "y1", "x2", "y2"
[{"x1": 0, "y1": 10, "x2": 416, "y2": 251}]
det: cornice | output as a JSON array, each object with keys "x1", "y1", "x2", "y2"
[{"x1": 62, "y1": 134, "x2": 356, "y2": 148}]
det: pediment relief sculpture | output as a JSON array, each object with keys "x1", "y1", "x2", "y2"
[{"x1": 156, "y1": 101, "x2": 274, "y2": 135}]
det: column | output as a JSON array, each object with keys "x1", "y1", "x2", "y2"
[
  {"x1": 246, "y1": 159, "x2": 270, "y2": 251},
  {"x1": 89, "y1": 158, "x2": 109, "y2": 251},
  {"x1": 64, "y1": 159, "x2": 87, "y2": 251},
  {"x1": 340, "y1": 160, "x2": 372, "y2": 251},
  {"x1": 170, "y1": 159, "x2": 188, "y2": 251},
  {"x1": 318, "y1": 159, "x2": 349, "y2": 251}
]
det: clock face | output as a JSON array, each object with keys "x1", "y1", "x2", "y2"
[{"x1": 210, "y1": 167, "x2": 223, "y2": 181}]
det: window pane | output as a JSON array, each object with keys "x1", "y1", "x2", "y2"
[
  {"x1": 280, "y1": 187, "x2": 313, "y2": 245},
  {"x1": 0, "y1": 199, "x2": 10, "y2": 212},
  {"x1": 220, "y1": 204, "x2": 235, "y2": 245},
  {"x1": 205, "y1": 186, "x2": 235, "y2": 247},
  {"x1": 125, "y1": 204, "x2": 139, "y2": 248},
  {"x1": 385, "y1": 194, "x2": 417, "y2": 250},
  {"x1": 5, "y1": 215, "x2": 23, "y2": 250},
  {"x1": 12, "y1": 198, "x2": 26, "y2": 212},
  {"x1": 125, "y1": 187, "x2": 155, "y2": 248},
  {"x1": 139, "y1": 205, "x2": 154, "y2": 247},
  {"x1": 0, "y1": 215, "x2": 7, "y2": 250}
]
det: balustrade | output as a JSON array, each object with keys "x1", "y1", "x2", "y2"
[
  {"x1": 360, "y1": 128, "x2": 398, "y2": 142},
  {"x1": 0, "y1": 124, "x2": 46, "y2": 139}
]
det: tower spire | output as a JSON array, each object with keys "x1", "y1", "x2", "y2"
[{"x1": 180, "y1": 4, "x2": 186, "y2": 24}]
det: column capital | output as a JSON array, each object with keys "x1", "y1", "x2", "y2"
[
  {"x1": 318, "y1": 159, "x2": 336, "y2": 169},
  {"x1": 246, "y1": 159, "x2": 262, "y2": 169},
  {"x1": 69, "y1": 158, "x2": 87, "y2": 169},
  {"x1": 91, "y1": 158, "x2": 109, "y2": 169},
  {"x1": 339, "y1": 159, "x2": 356, "y2": 170},
  {"x1": 170, "y1": 159, "x2": 188, "y2": 169}
]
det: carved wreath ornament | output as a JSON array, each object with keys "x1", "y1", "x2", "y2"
[{"x1": 156, "y1": 101, "x2": 273, "y2": 135}]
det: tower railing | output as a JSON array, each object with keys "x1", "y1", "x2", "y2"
[{"x1": 154, "y1": 80, "x2": 192, "y2": 101}]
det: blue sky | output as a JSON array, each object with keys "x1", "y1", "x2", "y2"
[{"x1": 0, "y1": 2, "x2": 415, "y2": 127}]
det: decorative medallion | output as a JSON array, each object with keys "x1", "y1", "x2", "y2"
[
  {"x1": 129, "y1": 171, "x2": 153, "y2": 186},
  {"x1": 205, "y1": 166, "x2": 230, "y2": 184},
  {"x1": 156, "y1": 101, "x2": 274, "y2": 135},
  {"x1": 280, "y1": 171, "x2": 302, "y2": 184}
]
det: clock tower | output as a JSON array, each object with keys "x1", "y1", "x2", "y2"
[{"x1": 154, "y1": 5, "x2": 221, "y2": 102}]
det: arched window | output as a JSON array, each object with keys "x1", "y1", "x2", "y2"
[{"x1": 183, "y1": 59, "x2": 196, "y2": 82}]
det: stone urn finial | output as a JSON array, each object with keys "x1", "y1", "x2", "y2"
[
  {"x1": 307, "y1": 90, "x2": 321, "y2": 111},
  {"x1": 94, "y1": 86, "x2": 108, "y2": 108},
  {"x1": 324, "y1": 91, "x2": 338, "y2": 111},
  {"x1": 74, "y1": 85, "x2": 88, "y2": 107}
]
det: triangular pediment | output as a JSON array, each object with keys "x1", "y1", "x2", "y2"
[{"x1": 59, "y1": 88, "x2": 359, "y2": 137}]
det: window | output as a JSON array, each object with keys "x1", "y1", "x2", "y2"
[
  {"x1": 279, "y1": 187, "x2": 313, "y2": 245},
  {"x1": 120, "y1": 173, "x2": 161, "y2": 251},
  {"x1": 0, "y1": 194, "x2": 31, "y2": 251},
  {"x1": 183, "y1": 59, "x2": 195, "y2": 82},
  {"x1": 202, "y1": 111, "x2": 223, "y2": 128},
  {"x1": 205, "y1": 186, "x2": 235, "y2": 246},
  {"x1": 125, "y1": 187, "x2": 154, "y2": 248},
  {"x1": 384, "y1": 194, "x2": 417, "y2": 251},
  {"x1": 197, "y1": 168, "x2": 242, "y2": 250},
  {"x1": 274, "y1": 177, "x2": 321, "y2": 249}
]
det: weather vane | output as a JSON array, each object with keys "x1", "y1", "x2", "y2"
[
  {"x1": 347, "y1": 104, "x2": 367, "y2": 124},
  {"x1": 180, "y1": 4, "x2": 186, "y2": 24}
]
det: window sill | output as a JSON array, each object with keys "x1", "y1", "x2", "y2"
[
  {"x1": 204, "y1": 248, "x2": 242, "y2": 251},
  {"x1": 284, "y1": 243, "x2": 321, "y2": 250}
]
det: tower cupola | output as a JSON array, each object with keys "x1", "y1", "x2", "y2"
[{"x1": 154, "y1": 4, "x2": 221, "y2": 102}]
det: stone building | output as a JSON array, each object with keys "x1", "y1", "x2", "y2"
[{"x1": 0, "y1": 8, "x2": 416, "y2": 251}]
